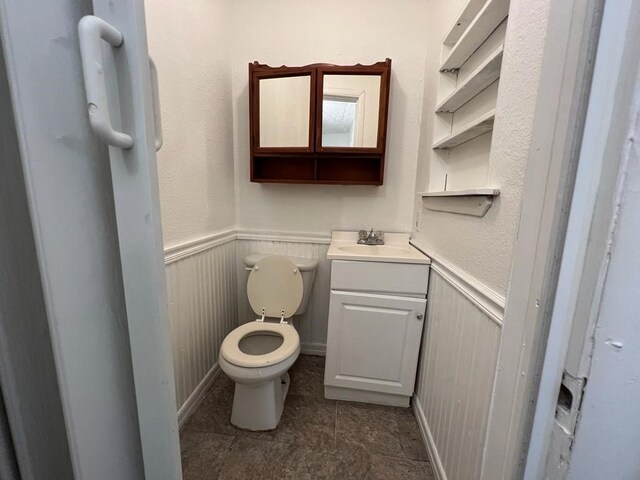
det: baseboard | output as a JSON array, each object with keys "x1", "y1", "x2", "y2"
[
  {"x1": 325, "y1": 385, "x2": 410, "y2": 407},
  {"x1": 300, "y1": 342, "x2": 326, "y2": 356},
  {"x1": 413, "y1": 396, "x2": 448, "y2": 480},
  {"x1": 177, "y1": 363, "x2": 221, "y2": 429}
]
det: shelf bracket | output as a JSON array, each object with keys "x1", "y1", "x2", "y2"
[{"x1": 420, "y1": 188, "x2": 500, "y2": 217}]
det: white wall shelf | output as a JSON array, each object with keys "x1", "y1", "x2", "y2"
[
  {"x1": 433, "y1": 109, "x2": 495, "y2": 149},
  {"x1": 420, "y1": 188, "x2": 500, "y2": 197},
  {"x1": 420, "y1": 188, "x2": 499, "y2": 217},
  {"x1": 442, "y1": 0, "x2": 488, "y2": 47},
  {"x1": 425, "y1": 0, "x2": 508, "y2": 200},
  {"x1": 436, "y1": 45, "x2": 503, "y2": 113},
  {"x1": 440, "y1": 0, "x2": 509, "y2": 72}
]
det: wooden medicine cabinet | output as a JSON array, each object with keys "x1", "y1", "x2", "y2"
[{"x1": 249, "y1": 59, "x2": 391, "y2": 185}]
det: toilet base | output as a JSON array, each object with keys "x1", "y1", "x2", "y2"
[{"x1": 231, "y1": 372, "x2": 291, "y2": 431}]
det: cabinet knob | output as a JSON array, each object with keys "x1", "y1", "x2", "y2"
[{"x1": 416, "y1": 313, "x2": 424, "y2": 320}]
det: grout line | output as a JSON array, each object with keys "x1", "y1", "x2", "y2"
[{"x1": 334, "y1": 397, "x2": 338, "y2": 452}]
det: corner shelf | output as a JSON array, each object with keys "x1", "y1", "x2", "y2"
[
  {"x1": 440, "y1": 0, "x2": 509, "y2": 72},
  {"x1": 433, "y1": 109, "x2": 495, "y2": 149},
  {"x1": 419, "y1": 188, "x2": 500, "y2": 217},
  {"x1": 436, "y1": 45, "x2": 503, "y2": 113}
]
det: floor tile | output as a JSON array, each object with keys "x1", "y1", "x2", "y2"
[
  {"x1": 216, "y1": 437, "x2": 290, "y2": 480},
  {"x1": 179, "y1": 430, "x2": 234, "y2": 480},
  {"x1": 280, "y1": 443, "x2": 372, "y2": 480},
  {"x1": 288, "y1": 361, "x2": 326, "y2": 399},
  {"x1": 370, "y1": 453, "x2": 435, "y2": 480},
  {"x1": 397, "y1": 409, "x2": 429, "y2": 461},
  {"x1": 336, "y1": 401, "x2": 405, "y2": 458},
  {"x1": 276, "y1": 394, "x2": 336, "y2": 450},
  {"x1": 180, "y1": 356, "x2": 436, "y2": 479}
]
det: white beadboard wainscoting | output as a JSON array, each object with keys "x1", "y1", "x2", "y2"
[
  {"x1": 235, "y1": 230, "x2": 332, "y2": 355},
  {"x1": 164, "y1": 231, "x2": 238, "y2": 427},
  {"x1": 410, "y1": 242, "x2": 504, "y2": 480}
]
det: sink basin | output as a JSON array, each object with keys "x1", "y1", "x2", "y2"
[
  {"x1": 327, "y1": 231, "x2": 431, "y2": 264},
  {"x1": 337, "y1": 245, "x2": 412, "y2": 256}
]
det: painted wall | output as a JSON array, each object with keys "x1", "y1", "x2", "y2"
[
  {"x1": 145, "y1": 0, "x2": 236, "y2": 248},
  {"x1": 229, "y1": 0, "x2": 430, "y2": 235},
  {"x1": 413, "y1": 0, "x2": 550, "y2": 295}
]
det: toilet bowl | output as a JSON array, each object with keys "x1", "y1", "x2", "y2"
[{"x1": 219, "y1": 254, "x2": 317, "y2": 431}]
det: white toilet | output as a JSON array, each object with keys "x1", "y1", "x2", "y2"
[{"x1": 219, "y1": 254, "x2": 318, "y2": 431}]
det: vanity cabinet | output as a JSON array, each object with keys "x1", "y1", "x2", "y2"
[
  {"x1": 249, "y1": 60, "x2": 391, "y2": 185},
  {"x1": 324, "y1": 260, "x2": 429, "y2": 407}
]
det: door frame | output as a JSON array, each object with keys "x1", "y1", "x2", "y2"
[
  {"x1": 524, "y1": 0, "x2": 640, "y2": 477},
  {"x1": 480, "y1": 0, "x2": 605, "y2": 478}
]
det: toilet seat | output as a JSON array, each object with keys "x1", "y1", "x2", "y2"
[{"x1": 220, "y1": 321, "x2": 300, "y2": 368}]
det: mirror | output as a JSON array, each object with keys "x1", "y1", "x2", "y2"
[
  {"x1": 249, "y1": 60, "x2": 391, "y2": 185},
  {"x1": 259, "y1": 75, "x2": 311, "y2": 148},
  {"x1": 321, "y1": 75, "x2": 381, "y2": 148}
]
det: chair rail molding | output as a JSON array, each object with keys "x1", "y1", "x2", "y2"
[
  {"x1": 164, "y1": 228, "x2": 334, "y2": 264},
  {"x1": 164, "y1": 229, "x2": 237, "y2": 264},
  {"x1": 410, "y1": 238, "x2": 505, "y2": 324},
  {"x1": 236, "y1": 229, "x2": 332, "y2": 245}
]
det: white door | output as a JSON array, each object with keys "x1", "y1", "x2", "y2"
[
  {"x1": 0, "y1": 0, "x2": 181, "y2": 478},
  {"x1": 325, "y1": 291, "x2": 426, "y2": 396}
]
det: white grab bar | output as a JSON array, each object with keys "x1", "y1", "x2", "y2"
[
  {"x1": 78, "y1": 16, "x2": 134, "y2": 149},
  {"x1": 149, "y1": 57, "x2": 163, "y2": 151}
]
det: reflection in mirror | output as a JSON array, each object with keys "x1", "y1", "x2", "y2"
[
  {"x1": 322, "y1": 75, "x2": 381, "y2": 148},
  {"x1": 259, "y1": 75, "x2": 310, "y2": 148}
]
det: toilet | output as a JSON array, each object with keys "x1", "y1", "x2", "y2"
[{"x1": 219, "y1": 254, "x2": 318, "y2": 431}]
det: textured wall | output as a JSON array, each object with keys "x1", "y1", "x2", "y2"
[
  {"x1": 412, "y1": 0, "x2": 550, "y2": 295},
  {"x1": 229, "y1": 0, "x2": 430, "y2": 235},
  {"x1": 145, "y1": 0, "x2": 236, "y2": 248}
]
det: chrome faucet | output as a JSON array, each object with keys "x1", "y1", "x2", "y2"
[{"x1": 358, "y1": 229, "x2": 384, "y2": 245}]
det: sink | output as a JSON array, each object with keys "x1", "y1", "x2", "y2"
[
  {"x1": 327, "y1": 231, "x2": 431, "y2": 264},
  {"x1": 337, "y1": 245, "x2": 412, "y2": 256}
]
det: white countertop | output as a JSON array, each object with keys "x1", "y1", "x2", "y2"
[{"x1": 327, "y1": 231, "x2": 431, "y2": 265}]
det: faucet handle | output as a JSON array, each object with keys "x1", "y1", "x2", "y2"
[
  {"x1": 358, "y1": 230, "x2": 368, "y2": 244},
  {"x1": 374, "y1": 230, "x2": 384, "y2": 245}
]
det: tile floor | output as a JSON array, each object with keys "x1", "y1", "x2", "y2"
[{"x1": 180, "y1": 355, "x2": 436, "y2": 479}]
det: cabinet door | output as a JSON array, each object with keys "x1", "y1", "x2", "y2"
[{"x1": 324, "y1": 291, "x2": 426, "y2": 396}]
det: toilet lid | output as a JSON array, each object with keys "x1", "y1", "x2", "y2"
[{"x1": 247, "y1": 255, "x2": 303, "y2": 319}]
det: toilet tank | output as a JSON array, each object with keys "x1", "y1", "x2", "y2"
[{"x1": 244, "y1": 253, "x2": 318, "y2": 315}]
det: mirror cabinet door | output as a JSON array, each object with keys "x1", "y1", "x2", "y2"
[
  {"x1": 258, "y1": 75, "x2": 312, "y2": 148},
  {"x1": 320, "y1": 74, "x2": 382, "y2": 149}
]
